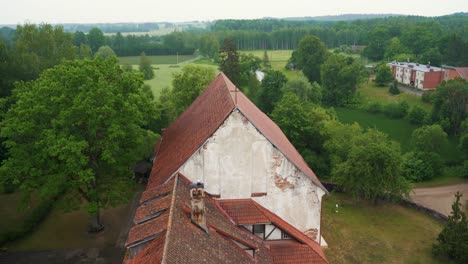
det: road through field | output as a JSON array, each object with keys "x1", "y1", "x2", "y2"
[{"x1": 410, "y1": 183, "x2": 468, "y2": 216}]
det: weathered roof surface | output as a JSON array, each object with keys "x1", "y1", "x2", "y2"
[
  {"x1": 218, "y1": 199, "x2": 328, "y2": 264},
  {"x1": 268, "y1": 240, "x2": 328, "y2": 264},
  {"x1": 125, "y1": 174, "x2": 275, "y2": 264},
  {"x1": 147, "y1": 74, "x2": 235, "y2": 189},
  {"x1": 147, "y1": 72, "x2": 326, "y2": 192},
  {"x1": 456, "y1": 67, "x2": 468, "y2": 79},
  {"x1": 218, "y1": 199, "x2": 270, "y2": 225}
]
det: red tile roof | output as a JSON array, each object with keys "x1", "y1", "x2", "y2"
[
  {"x1": 456, "y1": 67, "x2": 468, "y2": 79},
  {"x1": 218, "y1": 199, "x2": 328, "y2": 264},
  {"x1": 147, "y1": 72, "x2": 326, "y2": 192},
  {"x1": 268, "y1": 240, "x2": 328, "y2": 264},
  {"x1": 140, "y1": 177, "x2": 174, "y2": 203},
  {"x1": 133, "y1": 195, "x2": 172, "y2": 223},
  {"x1": 218, "y1": 199, "x2": 270, "y2": 225},
  {"x1": 125, "y1": 174, "x2": 327, "y2": 263}
]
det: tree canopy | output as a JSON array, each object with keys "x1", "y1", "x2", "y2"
[
  {"x1": 218, "y1": 38, "x2": 240, "y2": 86},
  {"x1": 431, "y1": 78, "x2": 468, "y2": 135},
  {"x1": 0, "y1": 57, "x2": 156, "y2": 231},
  {"x1": 139, "y1": 52, "x2": 154, "y2": 80},
  {"x1": 258, "y1": 70, "x2": 287, "y2": 114},
  {"x1": 294, "y1": 35, "x2": 328, "y2": 84}
]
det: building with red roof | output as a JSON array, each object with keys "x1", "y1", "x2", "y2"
[{"x1": 124, "y1": 73, "x2": 329, "y2": 263}]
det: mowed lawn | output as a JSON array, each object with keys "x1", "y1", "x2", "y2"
[
  {"x1": 1, "y1": 189, "x2": 140, "y2": 251},
  {"x1": 119, "y1": 56, "x2": 218, "y2": 99},
  {"x1": 322, "y1": 193, "x2": 445, "y2": 264},
  {"x1": 359, "y1": 81, "x2": 432, "y2": 111},
  {"x1": 118, "y1": 55, "x2": 196, "y2": 65}
]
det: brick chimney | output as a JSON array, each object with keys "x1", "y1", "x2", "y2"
[{"x1": 189, "y1": 181, "x2": 208, "y2": 233}]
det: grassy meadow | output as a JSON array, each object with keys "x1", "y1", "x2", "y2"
[
  {"x1": 322, "y1": 193, "x2": 446, "y2": 264},
  {"x1": 118, "y1": 54, "x2": 196, "y2": 65}
]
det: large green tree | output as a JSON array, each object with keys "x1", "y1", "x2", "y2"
[
  {"x1": 13, "y1": 23, "x2": 76, "y2": 82},
  {"x1": 294, "y1": 35, "x2": 328, "y2": 84},
  {"x1": 258, "y1": 70, "x2": 287, "y2": 114},
  {"x1": 87, "y1": 27, "x2": 105, "y2": 53},
  {"x1": 374, "y1": 63, "x2": 393, "y2": 87},
  {"x1": 282, "y1": 75, "x2": 322, "y2": 105},
  {"x1": 139, "y1": 52, "x2": 154, "y2": 80},
  {"x1": 219, "y1": 38, "x2": 241, "y2": 86},
  {"x1": 94, "y1": 45, "x2": 117, "y2": 58},
  {"x1": 0, "y1": 57, "x2": 155, "y2": 231},
  {"x1": 330, "y1": 128, "x2": 409, "y2": 202},
  {"x1": 431, "y1": 78, "x2": 468, "y2": 135},
  {"x1": 321, "y1": 54, "x2": 364, "y2": 106}
]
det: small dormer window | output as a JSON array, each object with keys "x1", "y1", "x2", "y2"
[{"x1": 282, "y1": 231, "x2": 291, "y2": 239}]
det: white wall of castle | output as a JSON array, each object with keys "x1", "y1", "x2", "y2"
[{"x1": 178, "y1": 109, "x2": 325, "y2": 242}]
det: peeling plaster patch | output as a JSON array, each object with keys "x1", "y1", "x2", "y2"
[
  {"x1": 271, "y1": 152, "x2": 283, "y2": 170},
  {"x1": 274, "y1": 173, "x2": 295, "y2": 190},
  {"x1": 304, "y1": 228, "x2": 318, "y2": 241}
]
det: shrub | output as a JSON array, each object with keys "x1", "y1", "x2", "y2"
[
  {"x1": 384, "y1": 101, "x2": 409, "y2": 119},
  {"x1": 388, "y1": 80, "x2": 400, "y2": 95},
  {"x1": 421, "y1": 91, "x2": 434, "y2": 103},
  {"x1": 365, "y1": 101, "x2": 383, "y2": 114},
  {"x1": 408, "y1": 106, "x2": 427, "y2": 125},
  {"x1": 401, "y1": 151, "x2": 443, "y2": 182}
]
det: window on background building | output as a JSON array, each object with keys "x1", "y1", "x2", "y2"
[{"x1": 253, "y1": 224, "x2": 265, "y2": 239}]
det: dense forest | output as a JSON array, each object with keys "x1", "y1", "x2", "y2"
[{"x1": 1, "y1": 13, "x2": 467, "y2": 65}]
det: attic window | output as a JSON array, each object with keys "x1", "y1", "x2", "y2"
[{"x1": 282, "y1": 231, "x2": 291, "y2": 239}]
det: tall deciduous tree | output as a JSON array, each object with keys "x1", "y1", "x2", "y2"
[
  {"x1": 94, "y1": 45, "x2": 117, "y2": 58},
  {"x1": 139, "y1": 52, "x2": 154, "y2": 80},
  {"x1": 282, "y1": 75, "x2": 322, "y2": 105},
  {"x1": 87, "y1": 27, "x2": 105, "y2": 53},
  {"x1": 258, "y1": 70, "x2": 287, "y2": 114},
  {"x1": 321, "y1": 54, "x2": 364, "y2": 106},
  {"x1": 0, "y1": 57, "x2": 156, "y2": 231},
  {"x1": 219, "y1": 38, "x2": 240, "y2": 86},
  {"x1": 294, "y1": 35, "x2": 328, "y2": 84},
  {"x1": 431, "y1": 78, "x2": 468, "y2": 135},
  {"x1": 375, "y1": 63, "x2": 393, "y2": 87}
]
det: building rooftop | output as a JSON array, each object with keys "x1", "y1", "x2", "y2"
[{"x1": 389, "y1": 62, "x2": 443, "y2": 72}]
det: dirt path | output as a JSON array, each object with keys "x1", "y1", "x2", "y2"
[
  {"x1": 410, "y1": 184, "x2": 468, "y2": 216},
  {"x1": 398, "y1": 85, "x2": 423, "y2": 96}
]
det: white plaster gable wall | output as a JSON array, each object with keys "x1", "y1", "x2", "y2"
[{"x1": 178, "y1": 110, "x2": 324, "y2": 242}]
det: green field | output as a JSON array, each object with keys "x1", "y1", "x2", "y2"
[
  {"x1": 118, "y1": 55, "x2": 197, "y2": 65},
  {"x1": 358, "y1": 81, "x2": 432, "y2": 111},
  {"x1": 240, "y1": 50, "x2": 301, "y2": 80},
  {"x1": 323, "y1": 193, "x2": 446, "y2": 264}
]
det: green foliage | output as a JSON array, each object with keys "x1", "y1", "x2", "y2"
[
  {"x1": 431, "y1": 78, "x2": 468, "y2": 135},
  {"x1": 239, "y1": 53, "x2": 261, "y2": 87},
  {"x1": 321, "y1": 54, "x2": 364, "y2": 106},
  {"x1": 384, "y1": 37, "x2": 408, "y2": 60},
  {"x1": 408, "y1": 106, "x2": 428, "y2": 125},
  {"x1": 246, "y1": 74, "x2": 261, "y2": 104},
  {"x1": 77, "y1": 44, "x2": 93, "y2": 59},
  {"x1": 375, "y1": 64, "x2": 393, "y2": 87},
  {"x1": 330, "y1": 128, "x2": 409, "y2": 201},
  {"x1": 219, "y1": 38, "x2": 241, "y2": 86},
  {"x1": 122, "y1": 63, "x2": 133, "y2": 72},
  {"x1": 94, "y1": 45, "x2": 117, "y2": 58},
  {"x1": 363, "y1": 26, "x2": 389, "y2": 61},
  {"x1": 294, "y1": 35, "x2": 328, "y2": 83},
  {"x1": 433, "y1": 192, "x2": 468, "y2": 264},
  {"x1": 87, "y1": 27, "x2": 105, "y2": 53},
  {"x1": 13, "y1": 23, "x2": 76, "y2": 82},
  {"x1": 282, "y1": 75, "x2": 322, "y2": 105},
  {"x1": 171, "y1": 64, "x2": 216, "y2": 115},
  {"x1": 383, "y1": 101, "x2": 409, "y2": 119},
  {"x1": 0, "y1": 57, "x2": 155, "y2": 229},
  {"x1": 262, "y1": 50, "x2": 271, "y2": 68},
  {"x1": 199, "y1": 34, "x2": 219, "y2": 59},
  {"x1": 139, "y1": 52, "x2": 154, "y2": 80},
  {"x1": 412, "y1": 124, "x2": 448, "y2": 154},
  {"x1": 401, "y1": 151, "x2": 443, "y2": 182},
  {"x1": 422, "y1": 90, "x2": 434, "y2": 103},
  {"x1": 258, "y1": 70, "x2": 287, "y2": 113},
  {"x1": 388, "y1": 80, "x2": 400, "y2": 95},
  {"x1": 365, "y1": 101, "x2": 383, "y2": 114}
]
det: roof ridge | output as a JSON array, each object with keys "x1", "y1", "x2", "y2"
[
  {"x1": 160, "y1": 174, "x2": 179, "y2": 264},
  {"x1": 218, "y1": 72, "x2": 238, "y2": 105}
]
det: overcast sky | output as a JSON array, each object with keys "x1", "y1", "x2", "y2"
[{"x1": 1, "y1": 0, "x2": 467, "y2": 24}]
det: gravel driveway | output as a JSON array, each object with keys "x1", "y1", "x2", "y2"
[{"x1": 410, "y1": 183, "x2": 468, "y2": 216}]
